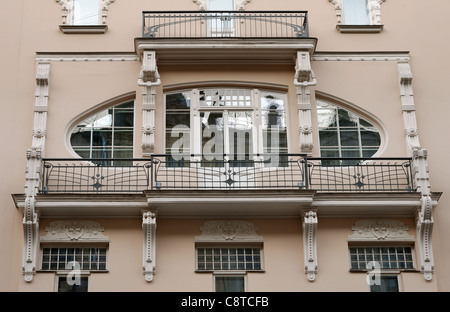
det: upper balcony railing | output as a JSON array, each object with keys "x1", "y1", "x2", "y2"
[
  {"x1": 40, "y1": 155, "x2": 414, "y2": 194},
  {"x1": 142, "y1": 11, "x2": 309, "y2": 39}
]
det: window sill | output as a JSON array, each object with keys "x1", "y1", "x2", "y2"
[
  {"x1": 336, "y1": 24, "x2": 384, "y2": 33},
  {"x1": 59, "y1": 25, "x2": 108, "y2": 34}
]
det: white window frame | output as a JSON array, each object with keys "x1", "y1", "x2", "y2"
[
  {"x1": 56, "y1": 0, "x2": 115, "y2": 34},
  {"x1": 315, "y1": 98, "x2": 385, "y2": 160},
  {"x1": 54, "y1": 272, "x2": 90, "y2": 292},
  {"x1": 368, "y1": 272, "x2": 402, "y2": 292},
  {"x1": 164, "y1": 87, "x2": 290, "y2": 163},
  {"x1": 213, "y1": 272, "x2": 247, "y2": 292},
  {"x1": 329, "y1": 0, "x2": 386, "y2": 33}
]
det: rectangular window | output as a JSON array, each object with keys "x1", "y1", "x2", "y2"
[
  {"x1": 57, "y1": 275, "x2": 89, "y2": 292},
  {"x1": 41, "y1": 247, "x2": 107, "y2": 271},
  {"x1": 214, "y1": 275, "x2": 245, "y2": 292},
  {"x1": 370, "y1": 275, "x2": 400, "y2": 292},
  {"x1": 349, "y1": 246, "x2": 415, "y2": 271},
  {"x1": 72, "y1": 0, "x2": 100, "y2": 25},
  {"x1": 196, "y1": 247, "x2": 262, "y2": 271},
  {"x1": 343, "y1": 0, "x2": 370, "y2": 25}
]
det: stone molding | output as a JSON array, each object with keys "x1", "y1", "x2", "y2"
[{"x1": 195, "y1": 220, "x2": 263, "y2": 242}]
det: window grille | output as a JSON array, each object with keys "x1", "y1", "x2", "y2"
[
  {"x1": 41, "y1": 247, "x2": 107, "y2": 271},
  {"x1": 349, "y1": 246, "x2": 414, "y2": 270},
  {"x1": 197, "y1": 247, "x2": 262, "y2": 271}
]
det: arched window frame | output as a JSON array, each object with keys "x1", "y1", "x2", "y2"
[
  {"x1": 315, "y1": 93, "x2": 386, "y2": 159},
  {"x1": 65, "y1": 93, "x2": 136, "y2": 162}
]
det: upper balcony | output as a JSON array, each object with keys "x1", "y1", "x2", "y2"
[
  {"x1": 136, "y1": 11, "x2": 317, "y2": 64},
  {"x1": 40, "y1": 154, "x2": 414, "y2": 194},
  {"x1": 142, "y1": 11, "x2": 309, "y2": 39},
  {"x1": 11, "y1": 154, "x2": 437, "y2": 218}
]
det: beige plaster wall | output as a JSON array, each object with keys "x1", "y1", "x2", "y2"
[
  {"x1": 1, "y1": 0, "x2": 450, "y2": 291},
  {"x1": 18, "y1": 217, "x2": 434, "y2": 292}
]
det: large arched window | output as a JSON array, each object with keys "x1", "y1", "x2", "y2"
[
  {"x1": 165, "y1": 87, "x2": 288, "y2": 166},
  {"x1": 316, "y1": 99, "x2": 381, "y2": 159},
  {"x1": 69, "y1": 101, "x2": 134, "y2": 161}
]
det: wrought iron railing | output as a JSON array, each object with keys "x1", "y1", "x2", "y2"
[
  {"x1": 142, "y1": 11, "x2": 309, "y2": 38},
  {"x1": 40, "y1": 155, "x2": 414, "y2": 194}
]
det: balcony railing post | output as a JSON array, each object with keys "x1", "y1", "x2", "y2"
[{"x1": 303, "y1": 156, "x2": 310, "y2": 189}]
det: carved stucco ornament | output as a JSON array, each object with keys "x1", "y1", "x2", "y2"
[
  {"x1": 41, "y1": 220, "x2": 109, "y2": 242},
  {"x1": 195, "y1": 220, "x2": 263, "y2": 242},
  {"x1": 348, "y1": 220, "x2": 414, "y2": 241}
]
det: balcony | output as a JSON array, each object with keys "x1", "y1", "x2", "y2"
[
  {"x1": 142, "y1": 11, "x2": 309, "y2": 39},
  {"x1": 135, "y1": 11, "x2": 316, "y2": 64},
  {"x1": 40, "y1": 155, "x2": 414, "y2": 194},
  {"x1": 11, "y1": 154, "x2": 433, "y2": 218}
]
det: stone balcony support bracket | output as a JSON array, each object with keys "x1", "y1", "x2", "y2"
[
  {"x1": 302, "y1": 210, "x2": 318, "y2": 281},
  {"x1": 142, "y1": 210, "x2": 157, "y2": 282}
]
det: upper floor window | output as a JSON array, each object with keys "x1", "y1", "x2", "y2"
[
  {"x1": 343, "y1": 0, "x2": 369, "y2": 25},
  {"x1": 329, "y1": 0, "x2": 385, "y2": 33},
  {"x1": 316, "y1": 99, "x2": 381, "y2": 159},
  {"x1": 72, "y1": 0, "x2": 100, "y2": 25},
  {"x1": 69, "y1": 101, "x2": 134, "y2": 163},
  {"x1": 57, "y1": 0, "x2": 114, "y2": 34}
]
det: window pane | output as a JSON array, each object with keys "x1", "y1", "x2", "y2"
[
  {"x1": 361, "y1": 129, "x2": 381, "y2": 146},
  {"x1": 338, "y1": 109, "x2": 359, "y2": 127},
  {"x1": 370, "y1": 276, "x2": 399, "y2": 292},
  {"x1": 215, "y1": 276, "x2": 245, "y2": 292},
  {"x1": 70, "y1": 101, "x2": 134, "y2": 160},
  {"x1": 317, "y1": 109, "x2": 337, "y2": 128},
  {"x1": 166, "y1": 93, "x2": 190, "y2": 110},
  {"x1": 340, "y1": 130, "x2": 359, "y2": 146},
  {"x1": 70, "y1": 128, "x2": 91, "y2": 147},
  {"x1": 343, "y1": 0, "x2": 369, "y2": 25},
  {"x1": 319, "y1": 130, "x2": 339, "y2": 146},
  {"x1": 58, "y1": 276, "x2": 89, "y2": 292},
  {"x1": 73, "y1": 0, "x2": 99, "y2": 25},
  {"x1": 114, "y1": 111, "x2": 134, "y2": 127}
]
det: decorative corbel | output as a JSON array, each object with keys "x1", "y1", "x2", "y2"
[
  {"x1": 23, "y1": 196, "x2": 39, "y2": 282},
  {"x1": 368, "y1": 0, "x2": 386, "y2": 25},
  {"x1": 416, "y1": 195, "x2": 434, "y2": 281},
  {"x1": 101, "y1": 0, "x2": 115, "y2": 24},
  {"x1": 138, "y1": 51, "x2": 161, "y2": 156},
  {"x1": 142, "y1": 211, "x2": 157, "y2": 282},
  {"x1": 329, "y1": 0, "x2": 343, "y2": 24},
  {"x1": 56, "y1": 0, "x2": 69, "y2": 24},
  {"x1": 294, "y1": 51, "x2": 316, "y2": 155},
  {"x1": 193, "y1": 0, "x2": 207, "y2": 10},
  {"x1": 302, "y1": 210, "x2": 318, "y2": 281}
]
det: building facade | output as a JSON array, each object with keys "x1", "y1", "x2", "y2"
[{"x1": 1, "y1": 0, "x2": 449, "y2": 292}]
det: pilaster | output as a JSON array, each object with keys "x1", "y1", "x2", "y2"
[
  {"x1": 294, "y1": 51, "x2": 316, "y2": 155},
  {"x1": 138, "y1": 51, "x2": 161, "y2": 156},
  {"x1": 397, "y1": 60, "x2": 434, "y2": 280},
  {"x1": 23, "y1": 61, "x2": 50, "y2": 282}
]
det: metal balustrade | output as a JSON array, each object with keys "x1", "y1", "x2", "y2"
[
  {"x1": 142, "y1": 11, "x2": 309, "y2": 38},
  {"x1": 40, "y1": 155, "x2": 414, "y2": 194}
]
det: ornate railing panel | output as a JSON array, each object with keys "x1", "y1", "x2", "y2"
[
  {"x1": 142, "y1": 11, "x2": 309, "y2": 38},
  {"x1": 40, "y1": 155, "x2": 414, "y2": 193}
]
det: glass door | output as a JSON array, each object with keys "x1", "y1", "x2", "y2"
[{"x1": 208, "y1": 0, "x2": 235, "y2": 37}]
